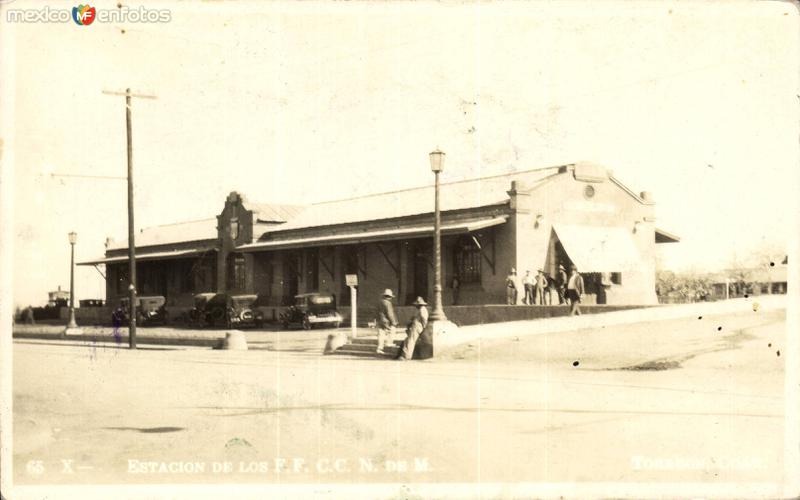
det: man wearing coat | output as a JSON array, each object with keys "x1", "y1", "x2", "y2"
[
  {"x1": 506, "y1": 268, "x2": 519, "y2": 305},
  {"x1": 398, "y1": 297, "x2": 429, "y2": 360},
  {"x1": 376, "y1": 288, "x2": 398, "y2": 355},
  {"x1": 566, "y1": 265, "x2": 585, "y2": 316},
  {"x1": 556, "y1": 264, "x2": 568, "y2": 304}
]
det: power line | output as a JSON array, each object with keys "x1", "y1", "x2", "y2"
[{"x1": 51, "y1": 173, "x2": 126, "y2": 181}]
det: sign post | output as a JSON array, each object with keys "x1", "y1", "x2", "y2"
[{"x1": 345, "y1": 274, "x2": 358, "y2": 339}]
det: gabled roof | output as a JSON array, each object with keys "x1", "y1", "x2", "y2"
[
  {"x1": 262, "y1": 165, "x2": 562, "y2": 235},
  {"x1": 242, "y1": 201, "x2": 306, "y2": 223},
  {"x1": 102, "y1": 161, "x2": 654, "y2": 253},
  {"x1": 106, "y1": 218, "x2": 218, "y2": 251}
]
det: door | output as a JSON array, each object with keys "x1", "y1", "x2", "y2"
[
  {"x1": 282, "y1": 252, "x2": 300, "y2": 305},
  {"x1": 305, "y1": 249, "x2": 319, "y2": 292}
]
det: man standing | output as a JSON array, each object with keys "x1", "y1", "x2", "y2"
[
  {"x1": 376, "y1": 289, "x2": 398, "y2": 355},
  {"x1": 556, "y1": 264, "x2": 568, "y2": 304},
  {"x1": 451, "y1": 276, "x2": 461, "y2": 305},
  {"x1": 598, "y1": 271, "x2": 612, "y2": 305},
  {"x1": 566, "y1": 265, "x2": 584, "y2": 315},
  {"x1": 398, "y1": 297, "x2": 428, "y2": 360},
  {"x1": 522, "y1": 271, "x2": 534, "y2": 305},
  {"x1": 505, "y1": 268, "x2": 518, "y2": 305},
  {"x1": 24, "y1": 305, "x2": 36, "y2": 325},
  {"x1": 535, "y1": 269, "x2": 548, "y2": 305},
  {"x1": 545, "y1": 273, "x2": 557, "y2": 305}
]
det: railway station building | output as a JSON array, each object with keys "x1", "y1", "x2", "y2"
[{"x1": 80, "y1": 162, "x2": 679, "y2": 317}]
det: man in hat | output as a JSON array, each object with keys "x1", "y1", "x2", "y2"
[
  {"x1": 376, "y1": 288, "x2": 398, "y2": 355},
  {"x1": 566, "y1": 265, "x2": 584, "y2": 315},
  {"x1": 505, "y1": 268, "x2": 518, "y2": 305},
  {"x1": 398, "y1": 297, "x2": 428, "y2": 360},
  {"x1": 556, "y1": 264, "x2": 568, "y2": 304}
]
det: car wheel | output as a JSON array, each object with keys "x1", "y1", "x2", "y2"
[{"x1": 302, "y1": 317, "x2": 312, "y2": 330}]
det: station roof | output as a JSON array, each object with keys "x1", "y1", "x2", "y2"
[
  {"x1": 105, "y1": 218, "x2": 218, "y2": 251},
  {"x1": 265, "y1": 166, "x2": 561, "y2": 234},
  {"x1": 96, "y1": 162, "x2": 674, "y2": 257}
]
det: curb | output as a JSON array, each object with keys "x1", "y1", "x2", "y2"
[{"x1": 12, "y1": 331, "x2": 222, "y2": 348}]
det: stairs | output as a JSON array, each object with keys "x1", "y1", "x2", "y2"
[{"x1": 331, "y1": 335, "x2": 404, "y2": 358}]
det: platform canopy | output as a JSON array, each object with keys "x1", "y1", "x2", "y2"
[
  {"x1": 237, "y1": 215, "x2": 508, "y2": 252},
  {"x1": 552, "y1": 224, "x2": 643, "y2": 272},
  {"x1": 78, "y1": 247, "x2": 216, "y2": 266}
]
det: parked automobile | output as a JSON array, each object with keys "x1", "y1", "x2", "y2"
[
  {"x1": 187, "y1": 292, "x2": 218, "y2": 328},
  {"x1": 138, "y1": 296, "x2": 169, "y2": 326},
  {"x1": 111, "y1": 295, "x2": 168, "y2": 326},
  {"x1": 280, "y1": 293, "x2": 342, "y2": 330},
  {"x1": 188, "y1": 293, "x2": 264, "y2": 328}
]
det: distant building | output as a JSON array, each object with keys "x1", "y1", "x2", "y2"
[
  {"x1": 47, "y1": 286, "x2": 69, "y2": 307},
  {"x1": 80, "y1": 162, "x2": 678, "y2": 311},
  {"x1": 709, "y1": 258, "x2": 788, "y2": 298}
]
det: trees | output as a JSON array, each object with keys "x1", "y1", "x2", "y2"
[{"x1": 655, "y1": 271, "x2": 712, "y2": 303}]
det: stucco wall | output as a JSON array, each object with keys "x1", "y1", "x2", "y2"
[{"x1": 512, "y1": 167, "x2": 658, "y2": 305}]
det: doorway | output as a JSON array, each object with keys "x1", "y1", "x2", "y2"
[
  {"x1": 411, "y1": 240, "x2": 430, "y2": 304},
  {"x1": 282, "y1": 252, "x2": 300, "y2": 305}
]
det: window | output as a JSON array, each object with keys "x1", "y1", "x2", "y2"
[
  {"x1": 227, "y1": 254, "x2": 246, "y2": 291},
  {"x1": 611, "y1": 272, "x2": 622, "y2": 285},
  {"x1": 454, "y1": 237, "x2": 481, "y2": 284}
]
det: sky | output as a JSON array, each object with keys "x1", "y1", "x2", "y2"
[{"x1": 2, "y1": 0, "x2": 799, "y2": 308}]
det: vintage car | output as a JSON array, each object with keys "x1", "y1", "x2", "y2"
[
  {"x1": 188, "y1": 293, "x2": 264, "y2": 329},
  {"x1": 111, "y1": 295, "x2": 168, "y2": 327},
  {"x1": 280, "y1": 293, "x2": 342, "y2": 330},
  {"x1": 187, "y1": 293, "x2": 217, "y2": 327}
]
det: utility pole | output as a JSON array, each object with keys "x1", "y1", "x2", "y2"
[{"x1": 102, "y1": 88, "x2": 156, "y2": 349}]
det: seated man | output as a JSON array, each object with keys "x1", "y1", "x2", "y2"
[{"x1": 398, "y1": 297, "x2": 429, "y2": 360}]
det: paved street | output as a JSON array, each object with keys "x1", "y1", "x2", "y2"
[{"x1": 12, "y1": 308, "x2": 787, "y2": 486}]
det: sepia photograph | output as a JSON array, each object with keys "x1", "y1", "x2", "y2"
[{"x1": 1, "y1": 1, "x2": 798, "y2": 499}]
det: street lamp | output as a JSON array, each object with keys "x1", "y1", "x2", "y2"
[
  {"x1": 416, "y1": 149, "x2": 459, "y2": 359},
  {"x1": 64, "y1": 231, "x2": 83, "y2": 335},
  {"x1": 429, "y1": 149, "x2": 447, "y2": 322}
]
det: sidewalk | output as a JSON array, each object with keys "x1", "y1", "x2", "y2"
[
  {"x1": 436, "y1": 294, "x2": 788, "y2": 352},
  {"x1": 11, "y1": 324, "x2": 380, "y2": 350},
  {"x1": 11, "y1": 295, "x2": 786, "y2": 352}
]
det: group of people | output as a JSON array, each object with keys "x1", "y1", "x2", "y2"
[
  {"x1": 506, "y1": 265, "x2": 584, "y2": 315},
  {"x1": 375, "y1": 288, "x2": 428, "y2": 360}
]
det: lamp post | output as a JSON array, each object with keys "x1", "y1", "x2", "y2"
[
  {"x1": 429, "y1": 149, "x2": 447, "y2": 322},
  {"x1": 64, "y1": 231, "x2": 83, "y2": 335},
  {"x1": 415, "y1": 149, "x2": 459, "y2": 360}
]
